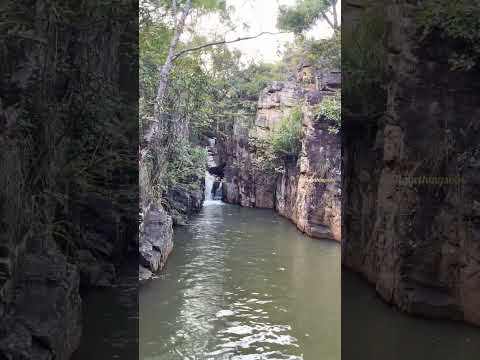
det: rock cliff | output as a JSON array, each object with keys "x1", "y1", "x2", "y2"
[
  {"x1": 342, "y1": 1, "x2": 480, "y2": 326},
  {"x1": 139, "y1": 205, "x2": 173, "y2": 281},
  {"x1": 139, "y1": 178, "x2": 204, "y2": 281},
  {"x1": 218, "y1": 68, "x2": 341, "y2": 241},
  {"x1": 276, "y1": 109, "x2": 341, "y2": 240}
]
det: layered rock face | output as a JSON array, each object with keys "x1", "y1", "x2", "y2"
[
  {"x1": 139, "y1": 179, "x2": 204, "y2": 281},
  {"x1": 342, "y1": 1, "x2": 480, "y2": 325},
  {"x1": 139, "y1": 205, "x2": 173, "y2": 281},
  {"x1": 219, "y1": 69, "x2": 341, "y2": 241},
  {"x1": 276, "y1": 110, "x2": 341, "y2": 240},
  {"x1": 220, "y1": 113, "x2": 277, "y2": 208}
]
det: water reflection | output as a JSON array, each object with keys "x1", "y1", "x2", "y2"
[
  {"x1": 342, "y1": 270, "x2": 480, "y2": 360},
  {"x1": 71, "y1": 260, "x2": 138, "y2": 359},
  {"x1": 140, "y1": 203, "x2": 340, "y2": 360}
]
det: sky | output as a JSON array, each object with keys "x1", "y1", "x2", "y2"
[{"x1": 195, "y1": 0, "x2": 341, "y2": 63}]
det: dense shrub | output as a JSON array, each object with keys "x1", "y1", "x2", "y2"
[
  {"x1": 270, "y1": 107, "x2": 303, "y2": 157},
  {"x1": 316, "y1": 94, "x2": 341, "y2": 133},
  {"x1": 165, "y1": 145, "x2": 207, "y2": 191},
  {"x1": 418, "y1": 0, "x2": 480, "y2": 70},
  {"x1": 342, "y1": 4, "x2": 386, "y2": 117}
]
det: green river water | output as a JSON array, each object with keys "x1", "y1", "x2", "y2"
[
  {"x1": 72, "y1": 201, "x2": 479, "y2": 360},
  {"x1": 140, "y1": 201, "x2": 341, "y2": 360}
]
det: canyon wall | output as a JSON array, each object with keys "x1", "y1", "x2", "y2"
[
  {"x1": 342, "y1": 1, "x2": 480, "y2": 326},
  {"x1": 218, "y1": 68, "x2": 341, "y2": 241}
]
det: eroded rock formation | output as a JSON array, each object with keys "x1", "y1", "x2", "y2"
[
  {"x1": 218, "y1": 68, "x2": 341, "y2": 241},
  {"x1": 342, "y1": 1, "x2": 480, "y2": 326},
  {"x1": 139, "y1": 178, "x2": 204, "y2": 281},
  {"x1": 139, "y1": 205, "x2": 173, "y2": 281},
  {"x1": 276, "y1": 111, "x2": 341, "y2": 240}
]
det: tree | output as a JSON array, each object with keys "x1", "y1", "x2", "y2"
[
  {"x1": 141, "y1": 0, "x2": 228, "y2": 144},
  {"x1": 277, "y1": 0, "x2": 339, "y2": 34},
  {"x1": 147, "y1": 0, "x2": 192, "y2": 145},
  {"x1": 139, "y1": 0, "x2": 226, "y2": 210},
  {"x1": 342, "y1": 2, "x2": 386, "y2": 118},
  {"x1": 418, "y1": 0, "x2": 480, "y2": 71}
]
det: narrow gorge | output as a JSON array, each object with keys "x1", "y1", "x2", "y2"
[
  {"x1": 139, "y1": 64, "x2": 342, "y2": 281},
  {"x1": 217, "y1": 67, "x2": 341, "y2": 241},
  {"x1": 138, "y1": 0, "x2": 342, "y2": 355}
]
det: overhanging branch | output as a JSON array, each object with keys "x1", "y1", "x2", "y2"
[{"x1": 172, "y1": 31, "x2": 290, "y2": 61}]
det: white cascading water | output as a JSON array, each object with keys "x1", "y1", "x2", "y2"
[
  {"x1": 204, "y1": 170, "x2": 215, "y2": 201},
  {"x1": 204, "y1": 138, "x2": 223, "y2": 205}
]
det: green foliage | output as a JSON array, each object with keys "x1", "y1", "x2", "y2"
[
  {"x1": 316, "y1": 94, "x2": 341, "y2": 133},
  {"x1": 277, "y1": 0, "x2": 337, "y2": 33},
  {"x1": 282, "y1": 33, "x2": 340, "y2": 74},
  {"x1": 310, "y1": 32, "x2": 340, "y2": 69},
  {"x1": 233, "y1": 63, "x2": 286, "y2": 102},
  {"x1": 270, "y1": 107, "x2": 304, "y2": 157},
  {"x1": 1, "y1": 0, "x2": 138, "y2": 254},
  {"x1": 139, "y1": 0, "x2": 341, "y2": 212},
  {"x1": 342, "y1": 4, "x2": 386, "y2": 117},
  {"x1": 165, "y1": 57, "x2": 217, "y2": 137},
  {"x1": 165, "y1": 144, "x2": 207, "y2": 191},
  {"x1": 192, "y1": 0, "x2": 226, "y2": 11},
  {"x1": 139, "y1": 1, "x2": 241, "y2": 208},
  {"x1": 248, "y1": 136, "x2": 278, "y2": 174},
  {"x1": 418, "y1": 0, "x2": 480, "y2": 70},
  {"x1": 143, "y1": 0, "x2": 226, "y2": 13},
  {"x1": 140, "y1": 22, "x2": 172, "y2": 65},
  {"x1": 248, "y1": 107, "x2": 305, "y2": 175},
  {"x1": 212, "y1": 59, "x2": 287, "y2": 119}
]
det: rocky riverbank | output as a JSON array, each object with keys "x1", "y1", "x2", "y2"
[
  {"x1": 216, "y1": 66, "x2": 341, "y2": 241},
  {"x1": 139, "y1": 177, "x2": 205, "y2": 281}
]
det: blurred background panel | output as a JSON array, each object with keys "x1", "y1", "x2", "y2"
[
  {"x1": 0, "y1": 1, "x2": 139, "y2": 359},
  {"x1": 342, "y1": 1, "x2": 480, "y2": 359}
]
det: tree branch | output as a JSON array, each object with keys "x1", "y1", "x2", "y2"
[
  {"x1": 171, "y1": 0, "x2": 177, "y2": 27},
  {"x1": 172, "y1": 31, "x2": 289, "y2": 61},
  {"x1": 331, "y1": 0, "x2": 339, "y2": 29},
  {"x1": 320, "y1": 11, "x2": 336, "y2": 30},
  {"x1": 147, "y1": 0, "x2": 191, "y2": 146}
]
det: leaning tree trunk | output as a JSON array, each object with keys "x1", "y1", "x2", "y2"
[
  {"x1": 332, "y1": 0, "x2": 339, "y2": 29},
  {"x1": 144, "y1": 0, "x2": 192, "y2": 145},
  {"x1": 139, "y1": 0, "x2": 192, "y2": 213}
]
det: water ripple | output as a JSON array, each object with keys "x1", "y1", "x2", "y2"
[{"x1": 140, "y1": 203, "x2": 340, "y2": 360}]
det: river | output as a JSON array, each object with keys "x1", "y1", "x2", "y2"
[
  {"x1": 342, "y1": 270, "x2": 480, "y2": 360},
  {"x1": 71, "y1": 258, "x2": 138, "y2": 359},
  {"x1": 72, "y1": 201, "x2": 479, "y2": 360},
  {"x1": 140, "y1": 200, "x2": 341, "y2": 360}
]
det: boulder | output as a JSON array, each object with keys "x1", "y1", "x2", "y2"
[{"x1": 0, "y1": 251, "x2": 82, "y2": 360}]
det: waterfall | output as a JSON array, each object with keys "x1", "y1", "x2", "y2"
[
  {"x1": 204, "y1": 170, "x2": 215, "y2": 201},
  {"x1": 204, "y1": 137, "x2": 223, "y2": 205},
  {"x1": 212, "y1": 179, "x2": 223, "y2": 200},
  {"x1": 204, "y1": 171, "x2": 223, "y2": 205}
]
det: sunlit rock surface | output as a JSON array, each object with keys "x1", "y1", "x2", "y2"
[
  {"x1": 139, "y1": 205, "x2": 173, "y2": 280},
  {"x1": 218, "y1": 67, "x2": 341, "y2": 241}
]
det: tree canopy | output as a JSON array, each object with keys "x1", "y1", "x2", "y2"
[{"x1": 277, "y1": 0, "x2": 339, "y2": 34}]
